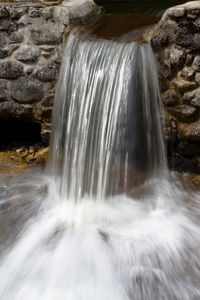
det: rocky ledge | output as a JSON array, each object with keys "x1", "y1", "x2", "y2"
[
  {"x1": 151, "y1": 1, "x2": 200, "y2": 174},
  {"x1": 0, "y1": 0, "x2": 101, "y2": 142}
]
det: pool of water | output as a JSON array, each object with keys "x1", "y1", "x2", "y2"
[{"x1": 95, "y1": 0, "x2": 189, "y2": 14}]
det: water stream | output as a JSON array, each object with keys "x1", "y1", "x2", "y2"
[{"x1": 0, "y1": 32, "x2": 200, "y2": 300}]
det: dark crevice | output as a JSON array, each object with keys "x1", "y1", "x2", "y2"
[{"x1": 0, "y1": 119, "x2": 42, "y2": 149}]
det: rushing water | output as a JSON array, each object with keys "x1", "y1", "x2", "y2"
[{"x1": 0, "y1": 32, "x2": 200, "y2": 300}]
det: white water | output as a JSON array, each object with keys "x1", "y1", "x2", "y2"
[{"x1": 0, "y1": 32, "x2": 200, "y2": 300}]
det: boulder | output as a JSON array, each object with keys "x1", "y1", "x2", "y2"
[
  {"x1": 15, "y1": 46, "x2": 41, "y2": 63},
  {"x1": 0, "y1": 61, "x2": 24, "y2": 79},
  {"x1": 35, "y1": 63, "x2": 59, "y2": 82},
  {"x1": 10, "y1": 77, "x2": 44, "y2": 104}
]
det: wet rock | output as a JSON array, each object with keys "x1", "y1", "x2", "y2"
[
  {"x1": 15, "y1": 46, "x2": 40, "y2": 63},
  {"x1": 162, "y1": 89, "x2": 180, "y2": 106},
  {"x1": 173, "y1": 78, "x2": 196, "y2": 92},
  {"x1": 180, "y1": 121, "x2": 200, "y2": 142},
  {"x1": 35, "y1": 63, "x2": 59, "y2": 82},
  {"x1": 183, "y1": 88, "x2": 200, "y2": 107},
  {"x1": 31, "y1": 23, "x2": 64, "y2": 45},
  {"x1": 0, "y1": 61, "x2": 24, "y2": 79},
  {"x1": 10, "y1": 77, "x2": 44, "y2": 104},
  {"x1": 167, "y1": 105, "x2": 198, "y2": 122}
]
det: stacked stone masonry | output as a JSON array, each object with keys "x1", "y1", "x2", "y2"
[
  {"x1": 0, "y1": 0, "x2": 101, "y2": 142},
  {"x1": 151, "y1": 1, "x2": 200, "y2": 173}
]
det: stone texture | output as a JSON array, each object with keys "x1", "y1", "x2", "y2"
[
  {"x1": 167, "y1": 105, "x2": 198, "y2": 123},
  {"x1": 0, "y1": 0, "x2": 101, "y2": 142},
  {"x1": 10, "y1": 77, "x2": 44, "y2": 104},
  {"x1": 195, "y1": 73, "x2": 200, "y2": 85},
  {"x1": 0, "y1": 80, "x2": 7, "y2": 102},
  {"x1": 14, "y1": 46, "x2": 41, "y2": 63},
  {"x1": 180, "y1": 121, "x2": 200, "y2": 142},
  {"x1": 173, "y1": 79, "x2": 196, "y2": 92},
  {"x1": 0, "y1": 45, "x2": 18, "y2": 58},
  {"x1": 31, "y1": 23, "x2": 64, "y2": 45},
  {"x1": 151, "y1": 1, "x2": 200, "y2": 173},
  {"x1": 0, "y1": 61, "x2": 24, "y2": 79},
  {"x1": 183, "y1": 88, "x2": 200, "y2": 108},
  {"x1": 162, "y1": 89, "x2": 180, "y2": 106},
  {"x1": 35, "y1": 63, "x2": 59, "y2": 82}
]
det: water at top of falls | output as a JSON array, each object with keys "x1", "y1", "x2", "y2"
[
  {"x1": 0, "y1": 31, "x2": 200, "y2": 300},
  {"x1": 48, "y1": 32, "x2": 167, "y2": 202}
]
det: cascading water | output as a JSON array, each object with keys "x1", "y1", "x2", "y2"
[
  {"x1": 49, "y1": 32, "x2": 166, "y2": 201},
  {"x1": 0, "y1": 31, "x2": 200, "y2": 300}
]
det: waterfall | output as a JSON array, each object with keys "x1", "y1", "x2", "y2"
[
  {"x1": 0, "y1": 31, "x2": 200, "y2": 300},
  {"x1": 48, "y1": 32, "x2": 166, "y2": 202}
]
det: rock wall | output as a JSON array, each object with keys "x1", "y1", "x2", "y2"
[
  {"x1": 0, "y1": 0, "x2": 101, "y2": 142},
  {"x1": 151, "y1": 1, "x2": 200, "y2": 174}
]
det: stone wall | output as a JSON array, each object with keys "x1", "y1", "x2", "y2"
[
  {"x1": 0, "y1": 0, "x2": 101, "y2": 142},
  {"x1": 151, "y1": 1, "x2": 200, "y2": 174}
]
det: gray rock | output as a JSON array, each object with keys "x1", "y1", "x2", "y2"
[
  {"x1": 0, "y1": 33, "x2": 6, "y2": 46},
  {"x1": 169, "y1": 47, "x2": 185, "y2": 67},
  {"x1": 0, "y1": 8, "x2": 9, "y2": 18},
  {"x1": 168, "y1": 7, "x2": 185, "y2": 18},
  {"x1": 35, "y1": 63, "x2": 59, "y2": 82},
  {"x1": 28, "y1": 9, "x2": 42, "y2": 18},
  {"x1": 9, "y1": 30, "x2": 24, "y2": 44},
  {"x1": 193, "y1": 56, "x2": 200, "y2": 71},
  {"x1": 15, "y1": 46, "x2": 41, "y2": 63},
  {"x1": 176, "y1": 33, "x2": 200, "y2": 51},
  {"x1": 0, "y1": 19, "x2": 12, "y2": 31},
  {"x1": 167, "y1": 105, "x2": 198, "y2": 123},
  {"x1": 10, "y1": 7, "x2": 28, "y2": 19},
  {"x1": 0, "y1": 61, "x2": 24, "y2": 79},
  {"x1": 31, "y1": 23, "x2": 64, "y2": 45},
  {"x1": 183, "y1": 88, "x2": 200, "y2": 107},
  {"x1": 0, "y1": 80, "x2": 7, "y2": 102},
  {"x1": 180, "y1": 67, "x2": 195, "y2": 80},
  {"x1": 0, "y1": 45, "x2": 18, "y2": 58},
  {"x1": 42, "y1": 7, "x2": 53, "y2": 20},
  {"x1": 10, "y1": 77, "x2": 44, "y2": 104}
]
